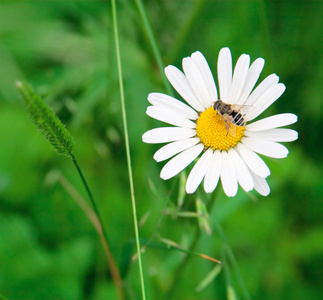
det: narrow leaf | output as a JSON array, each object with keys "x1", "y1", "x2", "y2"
[
  {"x1": 227, "y1": 285, "x2": 238, "y2": 300},
  {"x1": 159, "y1": 237, "x2": 221, "y2": 264},
  {"x1": 196, "y1": 264, "x2": 222, "y2": 292},
  {"x1": 177, "y1": 172, "x2": 186, "y2": 207},
  {"x1": 196, "y1": 199, "x2": 212, "y2": 235}
]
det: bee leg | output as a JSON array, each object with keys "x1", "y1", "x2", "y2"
[{"x1": 224, "y1": 122, "x2": 230, "y2": 136}]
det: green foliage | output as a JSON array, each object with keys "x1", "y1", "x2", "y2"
[
  {"x1": 0, "y1": 1, "x2": 322, "y2": 300},
  {"x1": 16, "y1": 81, "x2": 74, "y2": 159},
  {"x1": 0, "y1": 216, "x2": 93, "y2": 299}
]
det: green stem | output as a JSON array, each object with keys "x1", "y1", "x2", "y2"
[
  {"x1": 258, "y1": 0, "x2": 273, "y2": 72},
  {"x1": 220, "y1": 246, "x2": 233, "y2": 299},
  {"x1": 134, "y1": 0, "x2": 173, "y2": 95},
  {"x1": 167, "y1": 0, "x2": 205, "y2": 63},
  {"x1": 71, "y1": 155, "x2": 124, "y2": 300},
  {"x1": 72, "y1": 156, "x2": 97, "y2": 217},
  {"x1": 167, "y1": 190, "x2": 219, "y2": 299},
  {"x1": 111, "y1": 1, "x2": 146, "y2": 299},
  {"x1": 214, "y1": 221, "x2": 251, "y2": 300}
]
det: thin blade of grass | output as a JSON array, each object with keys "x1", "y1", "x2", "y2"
[
  {"x1": 195, "y1": 264, "x2": 222, "y2": 292},
  {"x1": 216, "y1": 221, "x2": 251, "y2": 300},
  {"x1": 111, "y1": 1, "x2": 146, "y2": 299},
  {"x1": 177, "y1": 172, "x2": 186, "y2": 208},
  {"x1": 227, "y1": 285, "x2": 238, "y2": 300},
  {"x1": 54, "y1": 171, "x2": 124, "y2": 300},
  {"x1": 196, "y1": 199, "x2": 212, "y2": 235},
  {"x1": 134, "y1": 0, "x2": 173, "y2": 95},
  {"x1": 159, "y1": 237, "x2": 221, "y2": 264}
]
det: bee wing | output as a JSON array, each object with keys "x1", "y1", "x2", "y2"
[{"x1": 231, "y1": 104, "x2": 255, "y2": 116}]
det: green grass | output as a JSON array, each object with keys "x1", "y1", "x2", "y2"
[{"x1": 0, "y1": 0, "x2": 322, "y2": 299}]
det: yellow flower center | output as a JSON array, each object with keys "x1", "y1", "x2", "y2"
[{"x1": 196, "y1": 106, "x2": 245, "y2": 151}]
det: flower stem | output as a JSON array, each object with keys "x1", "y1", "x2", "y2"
[
  {"x1": 71, "y1": 155, "x2": 124, "y2": 300},
  {"x1": 111, "y1": 1, "x2": 146, "y2": 299},
  {"x1": 134, "y1": 0, "x2": 173, "y2": 96}
]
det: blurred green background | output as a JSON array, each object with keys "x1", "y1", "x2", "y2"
[{"x1": 0, "y1": 0, "x2": 322, "y2": 299}]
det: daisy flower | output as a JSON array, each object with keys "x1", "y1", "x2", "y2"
[{"x1": 142, "y1": 47, "x2": 298, "y2": 197}]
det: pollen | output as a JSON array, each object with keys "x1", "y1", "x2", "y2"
[{"x1": 196, "y1": 106, "x2": 245, "y2": 151}]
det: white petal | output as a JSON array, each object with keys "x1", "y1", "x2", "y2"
[
  {"x1": 245, "y1": 83, "x2": 286, "y2": 121},
  {"x1": 160, "y1": 144, "x2": 204, "y2": 180},
  {"x1": 236, "y1": 143, "x2": 270, "y2": 177},
  {"x1": 228, "y1": 148, "x2": 253, "y2": 192},
  {"x1": 142, "y1": 127, "x2": 196, "y2": 144},
  {"x1": 237, "y1": 58, "x2": 265, "y2": 105},
  {"x1": 251, "y1": 172, "x2": 270, "y2": 196},
  {"x1": 182, "y1": 57, "x2": 213, "y2": 108},
  {"x1": 220, "y1": 151, "x2": 238, "y2": 197},
  {"x1": 246, "y1": 113, "x2": 298, "y2": 131},
  {"x1": 242, "y1": 137, "x2": 289, "y2": 158},
  {"x1": 191, "y1": 51, "x2": 218, "y2": 102},
  {"x1": 148, "y1": 93, "x2": 199, "y2": 120},
  {"x1": 186, "y1": 148, "x2": 213, "y2": 194},
  {"x1": 244, "y1": 129, "x2": 298, "y2": 142},
  {"x1": 244, "y1": 73, "x2": 279, "y2": 107},
  {"x1": 165, "y1": 65, "x2": 205, "y2": 112},
  {"x1": 228, "y1": 54, "x2": 250, "y2": 104},
  {"x1": 153, "y1": 137, "x2": 200, "y2": 162},
  {"x1": 146, "y1": 106, "x2": 197, "y2": 128},
  {"x1": 204, "y1": 150, "x2": 222, "y2": 193},
  {"x1": 217, "y1": 47, "x2": 232, "y2": 102}
]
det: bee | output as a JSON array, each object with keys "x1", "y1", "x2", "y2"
[{"x1": 213, "y1": 100, "x2": 247, "y2": 137}]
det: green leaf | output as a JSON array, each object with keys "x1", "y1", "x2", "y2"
[
  {"x1": 195, "y1": 264, "x2": 222, "y2": 292},
  {"x1": 196, "y1": 199, "x2": 212, "y2": 235},
  {"x1": 227, "y1": 285, "x2": 238, "y2": 300}
]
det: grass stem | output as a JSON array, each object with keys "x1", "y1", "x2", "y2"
[
  {"x1": 111, "y1": 1, "x2": 146, "y2": 299},
  {"x1": 71, "y1": 155, "x2": 124, "y2": 300},
  {"x1": 215, "y1": 221, "x2": 251, "y2": 300},
  {"x1": 167, "y1": 190, "x2": 219, "y2": 299},
  {"x1": 134, "y1": 0, "x2": 173, "y2": 95}
]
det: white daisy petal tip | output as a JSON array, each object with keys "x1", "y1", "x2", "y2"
[
  {"x1": 252, "y1": 173, "x2": 271, "y2": 196},
  {"x1": 164, "y1": 65, "x2": 174, "y2": 74},
  {"x1": 281, "y1": 83, "x2": 286, "y2": 92},
  {"x1": 220, "y1": 47, "x2": 231, "y2": 55},
  {"x1": 185, "y1": 184, "x2": 195, "y2": 194},
  {"x1": 272, "y1": 73, "x2": 279, "y2": 81},
  {"x1": 241, "y1": 53, "x2": 250, "y2": 61},
  {"x1": 191, "y1": 50, "x2": 203, "y2": 58},
  {"x1": 142, "y1": 132, "x2": 149, "y2": 143},
  {"x1": 257, "y1": 57, "x2": 265, "y2": 68},
  {"x1": 225, "y1": 188, "x2": 238, "y2": 198},
  {"x1": 294, "y1": 130, "x2": 299, "y2": 141}
]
